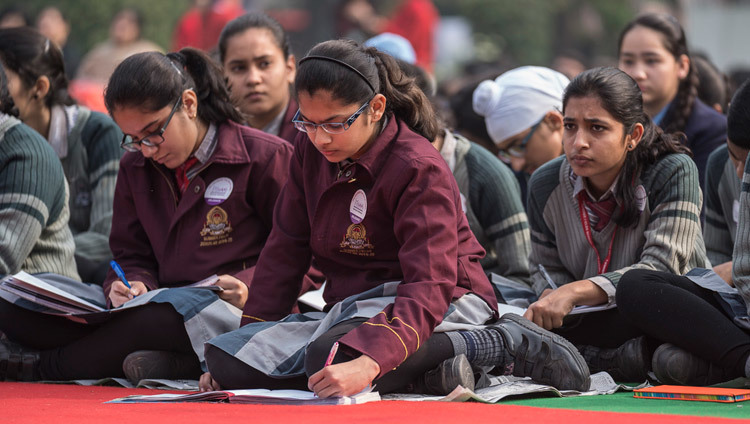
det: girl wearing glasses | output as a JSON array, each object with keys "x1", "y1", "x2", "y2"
[
  {"x1": 617, "y1": 13, "x2": 726, "y2": 198},
  {"x1": 218, "y1": 13, "x2": 298, "y2": 144},
  {"x1": 0, "y1": 27, "x2": 122, "y2": 285},
  {"x1": 523, "y1": 67, "x2": 708, "y2": 382},
  {"x1": 0, "y1": 47, "x2": 322, "y2": 383},
  {"x1": 201, "y1": 39, "x2": 591, "y2": 397},
  {"x1": 473, "y1": 66, "x2": 569, "y2": 207}
]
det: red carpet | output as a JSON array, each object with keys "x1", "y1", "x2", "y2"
[{"x1": 1, "y1": 382, "x2": 744, "y2": 424}]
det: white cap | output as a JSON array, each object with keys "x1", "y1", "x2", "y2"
[{"x1": 472, "y1": 66, "x2": 570, "y2": 145}]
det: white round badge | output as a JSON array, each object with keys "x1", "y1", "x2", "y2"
[
  {"x1": 634, "y1": 185, "x2": 647, "y2": 212},
  {"x1": 350, "y1": 189, "x2": 368, "y2": 224},
  {"x1": 205, "y1": 177, "x2": 233, "y2": 205}
]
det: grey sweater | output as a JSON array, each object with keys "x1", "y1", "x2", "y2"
[
  {"x1": 731, "y1": 152, "x2": 750, "y2": 313},
  {"x1": 704, "y1": 145, "x2": 740, "y2": 265},
  {"x1": 528, "y1": 153, "x2": 708, "y2": 303}
]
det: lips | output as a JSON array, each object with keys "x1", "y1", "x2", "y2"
[{"x1": 570, "y1": 155, "x2": 592, "y2": 167}]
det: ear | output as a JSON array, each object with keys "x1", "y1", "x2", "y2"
[
  {"x1": 626, "y1": 122, "x2": 644, "y2": 150},
  {"x1": 543, "y1": 110, "x2": 563, "y2": 131},
  {"x1": 676, "y1": 54, "x2": 690, "y2": 80},
  {"x1": 33, "y1": 76, "x2": 51, "y2": 101},
  {"x1": 286, "y1": 54, "x2": 296, "y2": 85},
  {"x1": 181, "y1": 89, "x2": 199, "y2": 119},
  {"x1": 368, "y1": 93, "x2": 387, "y2": 122}
]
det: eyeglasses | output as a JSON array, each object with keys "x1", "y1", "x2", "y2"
[
  {"x1": 292, "y1": 99, "x2": 372, "y2": 134},
  {"x1": 497, "y1": 118, "x2": 543, "y2": 164},
  {"x1": 120, "y1": 96, "x2": 182, "y2": 152}
]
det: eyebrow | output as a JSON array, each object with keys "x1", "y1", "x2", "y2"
[
  {"x1": 298, "y1": 111, "x2": 348, "y2": 123},
  {"x1": 563, "y1": 117, "x2": 611, "y2": 125},
  {"x1": 620, "y1": 51, "x2": 663, "y2": 58}
]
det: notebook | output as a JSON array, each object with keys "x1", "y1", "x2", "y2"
[
  {"x1": 107, "y1": 388, "x2": 381, "y2": 405},
  {"x1": 634, "y1": 385, "x2": 750, "y2": 403}
]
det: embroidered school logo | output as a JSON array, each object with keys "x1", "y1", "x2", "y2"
[
  {"x1": 200, "y1": 206, "x2": 233, "y2": 247},
  {"x1": 340, "y1": 223, "x2": 375, "y2": 257}
]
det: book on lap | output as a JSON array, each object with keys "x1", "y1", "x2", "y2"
[
  {"x1": 107, "y1": 388, "x2": 381, "y2": 405},
  {"x1": 634, "y1": 385, "x2": 750, "y2": 403}
]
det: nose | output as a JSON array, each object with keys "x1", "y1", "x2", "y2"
[
  {"x1": 629, "y1": 62, "x2": 647, "y2": 81},
  {"x1": 246, "y1": 66, "x2": 263, "y2": 85},
  {"x1": 509, "y1": 156, "x2": 526, "y2": 173},
  {"x1": 140, "y1": 144, "x2": 158, "y2": 158},
  {"x1": 570, "y1": 129, "x2": 589, "y2": 150},
  {"x1": 309, "y1": 128, "x2": 332, "y2": 148}
]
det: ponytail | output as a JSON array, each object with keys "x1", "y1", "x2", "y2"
[
  {"x1": 295, "y1": 39, "x2": 439, "y2": 141},
  {"x1": 105, "y1": 48, "x2": 243, "y2": 125}
]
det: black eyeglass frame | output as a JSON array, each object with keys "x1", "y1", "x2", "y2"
[
  {"x1": 120, "y1": 96, "x2": 183, "y2": 152},
  {"x1": 291, "y1": 98, "x2": 373, "y2": 134}
]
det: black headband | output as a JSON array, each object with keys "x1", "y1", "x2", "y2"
[{"x1": 299, "y1": 55, "x2": 376, "y2": 93}]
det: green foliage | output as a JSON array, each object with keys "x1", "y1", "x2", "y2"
[
  {"x1": 8, "y1": 0, "x2": 189, "y2": 53},
  {"x1": 433, "y1": 0, "x2": 638, "y2": 66}
]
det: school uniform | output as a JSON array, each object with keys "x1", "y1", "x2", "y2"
[
  {"x1": 704, "y1": 145, "x2": 741, "y2": 265},
  {"x1": 660, "y1": 98, "x2": 727, "y2": 196},
  {"x1": 209, "y1": 116, "x2": 499, "y2": 380},
  {"x1": 276, "y1": 98, "x2": 299, "y2": 145}
]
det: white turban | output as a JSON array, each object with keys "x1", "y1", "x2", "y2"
[{"x1": 472, "y1": 66, "x2": 570, "y2": 145}]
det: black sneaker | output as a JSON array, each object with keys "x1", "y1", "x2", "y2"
[
  {"x1": 0, "y1": 339, "x2": 41, "y2": 381},
  {"x1": 122, "y1": 350, "x2": 201, "y2": 383},
  {"x1": 652, "y1": 343, "x2": 738, "y2": 386},
  {"x1": 415, "y1": 354, "x2": 475, "y2": 395},
  {"x1": 577, "y1": 336, "x2": 649, "y2": 382},
  {"x1": 492, "y1": 313, "x2": 591, "y2": 391}
]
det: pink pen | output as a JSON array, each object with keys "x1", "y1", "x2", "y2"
[{"x1": 324, "y1": 341, "x2": 339, "y2": 367}]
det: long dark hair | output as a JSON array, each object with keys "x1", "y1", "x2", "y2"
[
  {"x1": 218, "y1": 12, "x2": 291, "y2": 63},
  {"x1": 294, "y1": 39, "x2": 439, "y2": 141},
  {"x1": 0, "y1": 26, "x2": 75, "y2": 109},
  {"x1": 105, "y1": 48, "x2": 244, "y2": 125},
  {"x1": 563, "y1": 67, "x2": 691, "y2": 228},
  {"x1": 618, "y1": 13, "x2": 697, "y2": 134},
  {"x1": 0, "y1": 61, "x2": 18, "y2": 116}
]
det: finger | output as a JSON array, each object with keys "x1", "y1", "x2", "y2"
[
  {"x1": 522, "y1": 308, "x2": 533, "y2": 322},
  {"x1": 199, "y1": 373, "x2": 212, "y2": 391}
]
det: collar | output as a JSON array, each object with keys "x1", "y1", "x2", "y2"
[
  {"x1": 48, "y1": 104, "x2": 77, "y2": 158},
  {"x1": 343, "y1": 114, "x2": 397, "y2": 181},
  {"x1": 569, "y1": 165, "x2": 618, "y2": 203},
  {"x1": 438, "y1": 128, "x2": 457, "y2": 172},
  {"x1": 192, "y1": 122, "x2": 218, "y2": 164},
  {"x1": 261, "y1": 104, "x2": 287, "y2": 136},
  {"x1": 652, "y1": 101, "x2": 671, "y2": 125}
]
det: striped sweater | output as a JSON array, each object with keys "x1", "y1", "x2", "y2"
[
  {"x1": 528, "y1": 153, "x2": 708, "y2": 302},
  {"x1": 443, "y1": 131, "x2": 531, "y2": 284},
  {"x1": 704, "y1": 145, "x2": 740, "y2": 265},
  {"x1": 0, "y1": 115, "x2": 79, "y2": 279},
  {"x1": 732, "y1": 153, "x2": 750, "y2": 313}
]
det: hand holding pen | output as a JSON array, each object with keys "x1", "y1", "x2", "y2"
[{"x1": 108, "y1": 260, "x2": 148, "y2": 307}]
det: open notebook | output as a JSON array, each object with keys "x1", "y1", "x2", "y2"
[{"x1": 107, "y1": 388, "x2": 381, "y2": 405}]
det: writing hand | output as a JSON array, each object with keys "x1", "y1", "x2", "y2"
[
  {"x1": 308, "y1": 354, "x2": 380, "y2": 398},
  {"x1": 524, "y1": 286, "x2": 574, "y2": 330},
  {"x1": 199, "y1": 372, "x2": 221, "y2": 392},
  {"x1": 214, "y1": 274, "x2": 248, "y2": 309},
  {"x1": 109, "y1": 280, "x2": 148, "y2": 307}
]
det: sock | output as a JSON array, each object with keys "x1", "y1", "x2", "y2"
[{"x1": 447, "y1": 328, "x2": 509, "y2": 368}]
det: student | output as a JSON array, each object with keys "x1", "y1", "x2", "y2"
[
  {"x1": 218, "y1": 13, "x2": 298, "y2": 144},
  {"x1": 0, "y1": 59, "x2": 78, "y2": 280},
  {"x1": 396, "y1": 58, "x2": 530, "y2": 283},
  {"x1": 524, "y1": 67, "x2": 708, "y2": 381},
  {"x1": 0, "y1": 27, "x2": 122, "y2": 284},
  {"x1": 473, "y1": 66, "x2": 569, "y2": 203},
  {"x1": 200, "y1": 39, "x2": 590, "y2": 396},
  {"x1": 618, "y1": 13, "x2": 726, "y2": 196},
  {"x1": 617, "y1": 78, "x2": 750, "y2": 386},
  {"x1": 0, "y1": 48, "x2": 314, "y2": 383}
]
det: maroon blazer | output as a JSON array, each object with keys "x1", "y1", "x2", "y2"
[
  {"x1": 104, "y1": 120, "x2": 321, "y2": 304},
  {"x1": 276, "y1": 98, "x2": 299, "y2": 146},
  {"x1": 242, "y1": 116, "x2": 499, "y2": 376}
]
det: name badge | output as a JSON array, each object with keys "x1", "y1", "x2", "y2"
[
  {"x1": 205, "y1": 177, "x2": 233, "y2": 205},
  {"x1": 350, "y1": 189, "x2": 367, "y2": 224},
  {"x1": 635, "y1": 185, "x2": 647, "y2": 212}
]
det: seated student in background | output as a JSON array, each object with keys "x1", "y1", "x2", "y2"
[
  {"x1": 394, "y1": 58, "x2": 531, "y2": 284},
  {"x1": 0, "y1": 48, "x2": 319, "y2": 383},
  {"x1": 703, "y1": 142, "x2": 742, "y2": 285},
  {"x1": 618, "y1": 13, "x2": 726, "y2": 197},
  {"x1": 617, "y1": 79, "x2": 750, "y2": 386},
  {"x1": 0, "y1": 60, "x2": 78, "y2": 280},
  {"x1": 0, "y1": 27, "x2": 122, "y2": 285},
  {"x1": 472, "y1": 66, "x2": 569, "y2": 205},
  {"x1": 218, "y1": 13, "x2": 298, "y2": 144},
  {"x1": 200, "y1": 39, "x2": 590, "y2": 396},
  {"x1": 525, "y1": 67, "x2": 708, "y2": 382}
]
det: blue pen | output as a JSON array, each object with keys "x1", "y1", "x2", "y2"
[
  {"x1": 109, "y1": 260, "x2": 132, "y2": 290},
  {"x1": 538, "y1": 264, "x2": 559, "y2": 290}
]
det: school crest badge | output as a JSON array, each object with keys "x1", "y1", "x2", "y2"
[
  {"x1": 340, "y1": 223, "x2": 375, "y2": 256},
  {"x1": 200, "y1": 206, "x2": 233, "y2": 247}
]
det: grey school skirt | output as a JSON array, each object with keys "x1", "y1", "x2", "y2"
[{"x1": 206, "y1": 281, "x2": 495, "y2": 377}]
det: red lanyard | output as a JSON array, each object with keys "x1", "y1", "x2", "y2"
[{"x1": 577, "y1": 195, "x2": 617, "y2": 274}]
